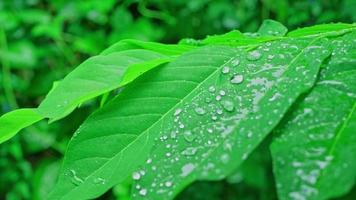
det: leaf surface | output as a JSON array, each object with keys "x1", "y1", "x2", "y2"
[
  {"x1": 38, "y1": 49, "x2": 171, "y2": 122},
  {"x1": 48, "y1": 36, "x2": 330, "y2": 200},
  {"x1": 271, "y1": 32, "x2": 356, "y2": 200}
]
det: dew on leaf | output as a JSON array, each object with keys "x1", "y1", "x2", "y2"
[
  {"x1": 220, "y1": 99, "x2": 234, "y2": 112},
  {"x1": 222, "y1": 66, "x2": 230, "y2": 74},
  {"x1": 194, "y1": 107, "x2": 206, "y2": 115},
  {"x1": 208, "y1": 86, "x2": 216, "y2": 93},
  {"x1": 230, "y1": 74, "x2": 244, "y2": 84},
  {"x1": 132, "y1": 172, "x2": 141, "y2": 180},
  {"x1": 183, "y1": 130, "x2": 196, "y2": 142},
  {"x1": 181, "y1": 147, "x2": 198, "y2": 156},
  {"x1": 69, "y1": 169, "x2": 84, "y2": 185},
  {"x1": 174, "y1": 108, "x2": 182, "y2": 116},
  {"x1": 165, "y1": 181, "x2": 173, "y2": 187},
  {"x1": 247, "y1": 50, "x2": 262, "y2": 61},
  {"x1": 139, "y1": 188, "x2": 147, "y2": 196},
  {"x1": 181, "y1": 163, "x2": 195, "y2": 177}
]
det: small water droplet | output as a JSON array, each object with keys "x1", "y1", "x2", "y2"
[
  {"x1": 216, "y1": 95, "x2": 222, "y2": 101},
  {"x1": 247, "y1": 50, "x2": 261, "y2": 61},
  {"x1": 181, "y1": 163, "x2": 195, "y2": 177},
  {"x1": 165, "y1": 181, "x2": 173, "y2": 187},
  {"x1": 183, "y1": 130, "x2": 196, "y2": 142},
  {"x1": 230, "y1": 74, "x2": 244, "y2": 84},
  {"x1": 220, "y1": 99, "x2": 234, "y2": 112},
  {"x1": 139, "y1": 188, "x2": 147, "y2": 196},
  {"x1": 93, "y1": 177, "x2": 106, "y2": 185},
  {"x1": 219, "y1": 90, "x2": 226, "y2": 96},
  {"x1": 69, "y1": 169, "x2": 84, "y2": 185},
  {"x1": 194, "y1": 107, "x2": 206, "y2": 115},
  {"x1": 208, "y1": 86, "x2": 216, "y2": 93},
  {"x1": 181, "y1": 147, "x2": 198, "y2": 156},
  {"x1": 174, "y1": 108, "x2": 182, "y2": 116},
  {"x1": 232, "y1": 59, "x2": 240, "y2": 66},
  {"x1": 222, "y1": 66, "x2": 230, "y2": 74},
  {"x1": 132, "y1": 172, "x2": 141, "y2": 180}
]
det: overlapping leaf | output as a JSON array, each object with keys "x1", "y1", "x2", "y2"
[{"x1": 271, "y1": 32, "x2": 356, "y2": 200}]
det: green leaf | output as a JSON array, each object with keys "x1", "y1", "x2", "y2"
[
  {"x1": 38, "y1": 49, "x2": 172, "y2": 122},
  {"x1": 287, "y1": 23, "x2": 356, "y2": 37},
  {"x1": 102, "y1": 39, "x2": 195, "y2": 56},
  {"x1": 258, "y1": 19, "x2": 288, "y2": 37},
  {"x1": 48, "y1": 36, "x2": 330, "y2": 200},
  {"x1": 0, "y1": 108, "x2": 43, "y2": 144},
  {"x1": 271, "y1": 32, "x2": 356, "y2": 200}
]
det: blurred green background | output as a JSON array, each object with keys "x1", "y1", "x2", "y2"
[{"x1": 0, "y1": 0, "x2": 355, "y2": 199}]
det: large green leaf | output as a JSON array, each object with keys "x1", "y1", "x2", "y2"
[
  {"x1": 0, "y1": 108, "x2": 42, "y2": 144},
  {"x1": 271, "y1": 32, "x2": 356, "y2": 200},
  {"x1": 48, "y1": 36, "x2": 330, "y2": 200}
]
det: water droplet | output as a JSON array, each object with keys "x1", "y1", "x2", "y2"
[
  {"x1": 220, "y1": 99, "x2": 234, "y2": 112},
  {"x1": 219, "y1": 90, "x2": 226, "y2": 96},
  {"x1": 93, "y1": 177, "x2": 106, "y2": 185},
  {"x1": 247, "y1": 50, "x2": 261, "y2": 61},
  {"x1": 221, "y1": 154, "x2": 230, "y2": 164},
  {"x1": 183, "y1": 130, "x2": 196, "y2": 142},
  {"x1": 222, "y1": 66, "x2": 230, "y2": 74},
  {"x1": 232, "y1": 59, "x2": 240, "y2": 66},
  {"x1": 181, "y1": 147, "x2": 198, "y2": 156},
  {"x1": 146, "y1": 158, "x2": 152, "y2": 164},
  {"x1": 181, "y1": 163, "x2": 195, "y2": 177},
  {"x1": 208, "y1": 86, "x2": 216, "y2": 93},
  {"x1": 230, "y1": 74, "x2": 244, "y2": 84},
  {"x1": 165, "y1": 181, "x2": 173, "y2": 187},
  {"x1": 139, "y1": 188, "x2": 147, "y2": 196},
  {"x1": 216, "y1": 95, "x2": 222, "y2": 101},
  {"x1": 194, "y1": 107, "x2": 206, "y2": 115},
  {"x1": 132, "y1": 172, "x2": 141, "y2": 180},
  {"x1": 69, "y1": 169, "x2": 84, "y2": 185},
  {"x1": 174, "y1": 108, "x2": 182, "y2": 116}
]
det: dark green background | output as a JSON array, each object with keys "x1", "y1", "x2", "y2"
[{"x1": 0, "y1": 0, "x2": 355, "y2": 199}]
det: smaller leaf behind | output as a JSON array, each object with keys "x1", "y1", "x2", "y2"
[{"x1": 0, "y1": 108, "x2": 42, "y2": 144}]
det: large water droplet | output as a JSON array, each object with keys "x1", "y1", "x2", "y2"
[
  {"x1": 247, "y1": 50, "x2": 261, "y2": 61},
  {"x1": 220, "y1": 99, "x2": 234, "y2": 112},
  {"x1": 230, "y1": 74, "x2": 244, "y2": 84},
  {"x1": 183, "y1": 130, "x2": 196, "y2": 142}
]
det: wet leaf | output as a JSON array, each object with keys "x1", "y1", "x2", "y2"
[
  {"x1": 48, "y1": 36, "x2": 330, "y2": 200},
  {"x1": 271, "y1": 32, "x2": 356, "y2": 200}
]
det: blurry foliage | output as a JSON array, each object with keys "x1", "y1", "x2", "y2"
[{"x1": 0, "y1": 0, "x2": 355, "y2": 199}]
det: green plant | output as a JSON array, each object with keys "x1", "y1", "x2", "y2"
[{"x1": 1, "y1": 20, "x2": 355, "y2": 200}]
